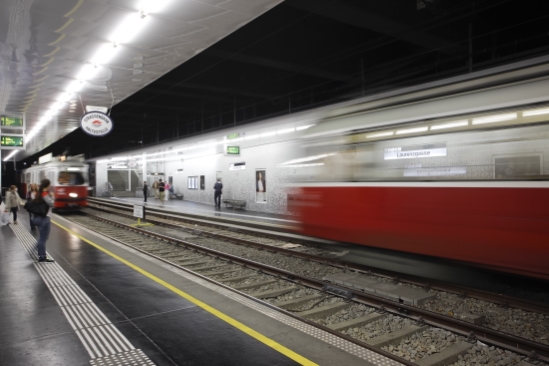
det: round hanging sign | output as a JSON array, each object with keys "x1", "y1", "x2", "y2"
[{"x1": 80, "y1": 112, "x2": 113, "y2": 136}]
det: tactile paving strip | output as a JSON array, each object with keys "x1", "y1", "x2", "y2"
[
  {"x1": 90, "y1": 349, "x2": 155, "y2": 366},
  {"x1": 9, "y1": 222, "x2": 155, "y2": 365}
]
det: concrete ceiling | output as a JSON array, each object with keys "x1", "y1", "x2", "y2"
[{"x1": 0, "y1": 0, "x2": 282, "y2": 160}]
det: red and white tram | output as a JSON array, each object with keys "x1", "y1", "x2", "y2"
[
  {"x1": 288, "y1": 72, "x2": 549, "y2": 280},
  {"x1": 22, "y1": 158, "x2": 89, "y2": 209}
]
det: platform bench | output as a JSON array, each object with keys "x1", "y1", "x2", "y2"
[{"x1": 223, "y1": 199, "x2": 246, "y2": 209}]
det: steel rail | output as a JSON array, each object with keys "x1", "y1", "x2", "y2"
[
  {"x1": 75, "y1": 210, "x2": 549, "y2": 362},
  {"x1": 73, "y1": 211, "x2": 415, "y2": 366},
  {"x1": 85, "y1": 200, "x2": 549, "y2": 317}
]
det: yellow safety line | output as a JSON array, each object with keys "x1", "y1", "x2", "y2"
[
  {"x1": 53, "y1": 220, "x2": 318, "y2": 366},
  {"x1": 64, "y1": 0, "x2": 84, "y2": 17}
]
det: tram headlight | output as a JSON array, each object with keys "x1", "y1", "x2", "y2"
[{"x1": 69, "y1": 193, "x2": 78, "y2": 198}]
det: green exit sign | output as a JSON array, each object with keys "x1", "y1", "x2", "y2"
[
  {"x1": 226, "y1": 146, "x2": 240, "y2": 155},
  {"x1": 1, "y1": 116, "x2": 24, "y2": 127},
  {"x1": 1, "y1": 135, "x2": 24, "y2": 147},
  {"x1": 227, "y1": 133, "x2": 240, "y2": 140}
]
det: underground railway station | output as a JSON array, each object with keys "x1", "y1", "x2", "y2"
[{"x1": 1, "y1": 1, "x2": 549, "y2": 365}]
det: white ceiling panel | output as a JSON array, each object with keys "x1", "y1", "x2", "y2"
[{"x1": 0, "y1": 0, "x2": 283, "y2": 160}]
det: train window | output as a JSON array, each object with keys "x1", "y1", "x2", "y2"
[
  {"x1": 25, "y1": 173, "x2": 31, "y2": 183},
  {"x1": 304, "y1": 123, "x2": 549, "y2": 182},
  {"x1": 58, "y1": 172, "x2": 85, "y2": 185},
  {"x1": 39, "y1": 170, "x2": 46, "y2": 181}
]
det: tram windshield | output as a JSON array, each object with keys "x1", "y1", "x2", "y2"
[{"x1": 58, "y1": 171, "x2": 86, "y2": 185}]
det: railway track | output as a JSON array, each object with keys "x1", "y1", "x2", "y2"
[{"x1": 62, "y1": 205, "x2": 549, "y2": 365}]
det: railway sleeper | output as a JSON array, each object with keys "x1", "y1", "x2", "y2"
[
  {"x1": 203, "y1": 269, "x2": 243, "y2": 277},
  {"x1": 233, "y1": 280, "x2": 279, "y2": 291},
  {"x1": 192, "y1": 264, "x2": 230, "y2": 272},
  {"x1": 296, "y1": 301, "x2": 353, "y2": 319},
  {"x1": 328, "y1": 312, "x2": 385, "y2": 332},
  {"x1": 367, "y1": 325, "x2": 428, "y2": 348},
  {"x1": 276, "y1": 294, "x2": 326, "y2": 310},
  {"x1": 217, "y1": 274, "x2": 256, "y2": 283},
  {"x1": 254, "y1": 286, "x2": 299, "y2": 299},
  {"x1": 415, "y1": 341, "x2": 473, "y2": 366}
]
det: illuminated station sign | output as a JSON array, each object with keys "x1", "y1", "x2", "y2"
[
  {"x1": 1, "y1": 115, "x2": 24, "y2": 128},
  {"x1": 0, "y1": 135, "x2": 25, "y2": 149}
]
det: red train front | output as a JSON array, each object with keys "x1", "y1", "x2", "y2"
[{"x1": 22, "y1": 158, "x2": 89, "y2": 210}]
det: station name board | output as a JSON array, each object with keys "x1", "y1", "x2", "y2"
[
  {"x1": 384, "y1": 143, "x2": 447, "y2": 160},
  {"x1": 1, "y1": 135, "x2": 24, "y2": 147},
  {"x1": 1, "y1": 115, "x2": 24, "y2": 128}
]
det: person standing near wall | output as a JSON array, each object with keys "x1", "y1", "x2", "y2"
[
  {"x1": 152, "y1": 179, "x2": 159, "y2": 199},
  {"x1": 213, "y1": 179, "x2": 223, "y2": 208},
  {"x1": 158, "y1": 179, "x2": 166, "y2": 205},
  {"x1": 33, "y1": 179, "x2": 55, "y2": 262},
  {"x1": 5, "y1": 185, "x2": 23, "y2": 224},
  {"x1": 143, "y1": 181, "x2": 148, "y2": 202}
]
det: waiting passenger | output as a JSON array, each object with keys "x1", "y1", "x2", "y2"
[
  {"x1": 5, "y1": 185, "x2": 23, "y2": 224},
  {"x1": 213, "y1": 179, "x2": 223, "y2": 208},
  {"x1": 152, "y1": 179, "x2": 159, "y2": 199},
  {"x1": 33, "y1": 179, "x2": 55, "y2": 262},
  {"x1": 143, "y1": 181, "x2": 148, "y2": 203},
  {"x1": 158, "y1": 179, "x2": 166, "y2": 205}
]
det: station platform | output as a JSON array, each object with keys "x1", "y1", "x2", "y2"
[
  {"x1": 106, "y1": 196, "x2": 299, "y2": 228},
  {"x1": 0, "y1": 210, "x2": 396, "y2": 366}
]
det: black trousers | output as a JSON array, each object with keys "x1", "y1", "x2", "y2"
[
  {"x1": 214, "y1": 192, "x2": 221, "y2": 207},
  {"x1": 143, "y1": 191, "x2": 147, "y2": 202},
  {"x1": 10, "y1": 207, "x2": 18, "y2": 222}
]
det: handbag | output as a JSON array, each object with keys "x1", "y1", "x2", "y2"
[{"x1": 24, "y1": 200, "x2": 48, "y2": 217}]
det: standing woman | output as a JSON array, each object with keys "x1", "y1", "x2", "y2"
[
  {"x1": 33, "y1": 179, "x2": 55, "y2": 262},
  {"x1": 26, "y1": 184, "x2": 39, "y2": 229},
  {"x1": 5, "y1": 185, "x2": 22, "y2": 224}
]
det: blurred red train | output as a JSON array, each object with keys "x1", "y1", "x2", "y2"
[
  {"x1": 288, "y1": 67, "x2": 549, "y2": 280},
  {"x1": 21, "y1": 158, "x2": 89, "y2": 210}
]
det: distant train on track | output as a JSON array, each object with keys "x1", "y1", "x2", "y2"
[
  {"x1": 21, "y1": 157, "x2": 89, "y2": 210},
  {"x1": 287, "y1": 72, "x2": 549, "y2": 280}
]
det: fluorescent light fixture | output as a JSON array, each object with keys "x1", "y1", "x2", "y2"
[
  {"x1": 111, "y1": 165, "x2": 128, "y2": 169},
  {"x1": 90, "y1": 43, "x2": 118, "y2": 65},
  {"x1": 260, "y1": 131, "x2": 276, "y2": 138},
  {"x1": 245, "y1": 134, "x2": 259, "y2": 141},
  {"x1": 77, "y1": 64, "x2": 100, "y2": 80},
  {"x1": 395, "y1": 127, "x2": 428, "y2": 135},
  {"x1": 523, "y1": 108, "x2": 549, "y2": 117},
  {"x1": 69, "y1": 193, "x2": 79, "y2": 198},
  {"x1": 110, "y1": 13, "x2": 150, "y2": 45},
  {"x1": 472, "y1": 113, "x2": 517, "y2": 125},
  {"x1": 3, "y1": 151, "x2": 19, "y2": 161},
  {"x1": 57, "y1": 92, "x2": 72, "y2": 102},
  {"x1": 277, "y1": 128, "x2": 295, "y2": 135},
  {"x1": 296, "y1": 124, "x2": 315, "y2": 131},
  {"x1": 366, "y1": 131, "x2": 394, "y2": 138},
  {"x1": 138, "y1": 0, "x2": 170, "y2": 13},
  {"x1": 66, "y1": 80, "x2": 84, "y2": 93},
  {"x1": 430, "y1": 120, "x2": 468, "y2": 130},
  {"x1": 67, "y1": 168, "x2": 81, "y2": 171},
  {"x1": 50, "y1": 101, "x2": 64, "y2": 110},
  {"x1": 281, "y1": 153, "x2": 334, "y2": 165}
]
